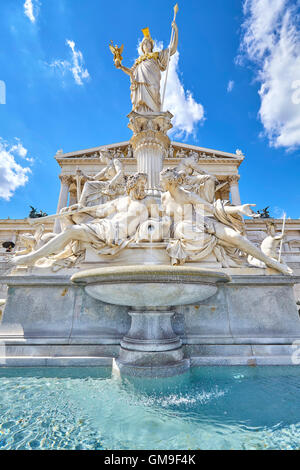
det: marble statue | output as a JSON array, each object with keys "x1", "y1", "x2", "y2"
[
  {"x1": 111, "y1": 22, "x2": 178, "y2": 113},
  {"x1": 248, "y1": 220, "x2": 286, "y2": 268},
  {"x1": 114, "y1": 148, "x2": 125, "y2": 159},
  {"x1": 176, "y1": 148, "x2": 187, "y2": 159},
  {"x1": 168, "y1": 145, "x2": 174, "y2": 158},
  {"x1": 12, "y1": 164, "x2": 293, "y2": 276},
  {"x1": 160, "y1": 168, "x2": 292, "y2": 275},
  {"x1": 135, "y1": 216, "x2": 172, "y2": 243},
  {"x1": 2, "y1": 2, "x2": 298, "y2": 380},
  {"x1": 15, "y1": 225, "x2": 56, "y2": 256},
  {"x1": 12, "y1": 173, "x2": 154, "y2": 266},
  {"x1": 73, "y1": 148, "x2": 125, "y2": 207},
  {"x1": 176, "y1": 153, "x2": 220, "y2": 204},
  {"x1": 260, "y1": 220, "x2": 285, "y2": 259},
  {"x1": 127, "y1": 145, "x2": 133, "y2": 158}
]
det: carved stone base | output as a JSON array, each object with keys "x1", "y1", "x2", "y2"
[
  {"x1": 121, "y1": 309, "x2": 182, "y2": 352},
  {"x1": 1, "y1": 273, "x2": 300, "y2": 371},
  {"x1": 116, "y1": 309, "x2": 189, "y2": 377},
  {"x1": 113, "y1": 358, "x2": 190, "y2": 378}
]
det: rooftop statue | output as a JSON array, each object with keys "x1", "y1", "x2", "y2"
[
  {"x1": 110, "y1": 6, "x2": 179, "y2": 113},
  {"x1": 28, "y1": 206, "x2": 48, "y2": 219}
]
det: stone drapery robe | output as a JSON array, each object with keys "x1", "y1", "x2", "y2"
[
  {"x1": 131, "y1": 49, "x2": 169, "y2": 113},
  {"x1": 166, "y1": 200, "x2": 245, "y2": 265}
]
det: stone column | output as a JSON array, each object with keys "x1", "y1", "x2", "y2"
[
  {"x1": 69, "y1": 188, "x2": 77, "y2": 206},
  {"x1": 54, "y1": 175, "x2": 70, "y2": 233},
  {"x1": 228, "y1": 175, "x2": 241, "y2": 206},
  {"x1": 128, "y1": 111, "x2": 173, "y2": 191},
  {"x1": 116, "y1": 308, "x2": 189, "y2": 377}
]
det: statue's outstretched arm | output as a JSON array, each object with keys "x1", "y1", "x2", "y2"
[
  {"x1": 83, "y1": 199, "x2": 117, "y2": 219},
  {"x1": 224, "y1": 203, "x2": 258, "y2": 218},
  {"x1": 77, "y1": 169, "x2": 96, "y2": 181},
  {"x1": 189, "y1": 160, "x2": 210, "y2": 176},
  {"x1": 115, "y1": 63, "x2": 134, "y2": 81},
  {"x1": 169, "y1": 21, "x2": 178, "y2": 56},
  {"x1": 180, "y1": 187, "x2": 214, "y2": 214},
  {"x1": 93, "y1": 167, "x2": 109, "y2": 181},
  {"x1": 77, "y1": 167, "x2": 108, "y2": 182},
  {"x1": 109, "y1": 160, "x2": 124, "y2": 187}
]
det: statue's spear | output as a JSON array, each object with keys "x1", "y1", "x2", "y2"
[
  {"x1": 278, "y1": 212, "x2": 286, "y2": 263},
  {"x1": 161, "y1": 3, "x2": 179, "y2": 110},
  {"x1": 27, "y1": 207, "x2": 91, "y2": 226}
]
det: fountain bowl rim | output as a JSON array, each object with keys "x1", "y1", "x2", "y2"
[{"x1": 71, "y1": 265, "x2": 231, "y2": 285}]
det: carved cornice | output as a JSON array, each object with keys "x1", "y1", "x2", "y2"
[
  {"x1": 164, "y1": 157, "x2": 241, "y2": 165},
  {"x1": 55, "y1": 138, "x2": 244, "y2": 164}
]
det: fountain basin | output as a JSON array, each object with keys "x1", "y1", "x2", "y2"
[
  {"x1": 71, "y1": 265, "x2": 231, "y2": 307},
  {"x1": 71, "y1": 266, "x2": 231, "y2": 377}
]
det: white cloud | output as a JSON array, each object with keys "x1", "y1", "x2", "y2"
[
  {"x1": 48, "y1": 40, "x2": 90, "y2": 86},
  {"x1": 227, "y1": 80, "x2": 235, "y2": 93},
  {"x1": 10, "y1": 140, "x2": 35, "y2": 163},
  {"x1": 0, "y1": 139, "x2": 32, "y2": 201},
  {"x1": 136, "y1": 40, "x2": 205, "y2": 138},
  {"x1": 238, "y1": 0, "x2": 300, "y2": 150},
  {"x1": 24, "y1": 0, "x2": 39, "y2": 23},
  {"x1": 161, "y1": 52, "x2": 205, "y2": 138}
]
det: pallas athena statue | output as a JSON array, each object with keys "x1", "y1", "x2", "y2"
[{"x1": 109, "y1": 12, "x2": 179, "y2": 113}]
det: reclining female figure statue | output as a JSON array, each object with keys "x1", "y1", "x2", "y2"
[{"x1": 160, "y1": 168, "x2": 292, "y2": 275}]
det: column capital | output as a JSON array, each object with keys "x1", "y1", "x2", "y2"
[
  {"x1": 128, "y1": 111, "x2": 171, "y2": 153},
  {"x1": 228, "y1": 175, "x2": 240, "y2": 185},
  {"x1": 128, "y1": 110, "x2": 173, "y2": 136},
  {"x1": 59, "y1": 175, "x2": 71, "y2": 185}
]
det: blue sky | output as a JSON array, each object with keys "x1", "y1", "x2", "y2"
[{"x1": 0, "y1": 0, "x2": 299, "y2": 219}]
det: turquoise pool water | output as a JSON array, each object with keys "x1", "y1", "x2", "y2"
[{"x1": 0, "y1": 366, "x2": 300, "y2": 450}]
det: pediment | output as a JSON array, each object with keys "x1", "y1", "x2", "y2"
[{"x1": 55, "y1": 140, "x2": 244, "y2": 163}]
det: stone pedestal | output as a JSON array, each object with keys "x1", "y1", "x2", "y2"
[
  {"x1": 128, "y1": 111, "x2": 173, "y2": 191},
  {"x1": 71, "y1": 266, "x2": 230, "y2": 377},
  {"x1": 116, "y1": 308, "x2": 189, "y2": 377}
]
